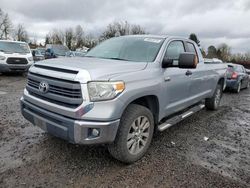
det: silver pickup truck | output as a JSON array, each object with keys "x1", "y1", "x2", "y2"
[{"x1": 21, "y1": 35, "x2": 227, "y2": 163}]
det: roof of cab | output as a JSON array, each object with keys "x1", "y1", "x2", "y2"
[
  {"x1": 119, "y1": 34, "x2": 196, "y2": 43},
  {"x1": 120, "y1": 34, "x2": 168, "y2": 39}
]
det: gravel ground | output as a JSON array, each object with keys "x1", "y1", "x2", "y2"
[{"x1": 0, "y1": 73, "x2": 250, "y2": 188}]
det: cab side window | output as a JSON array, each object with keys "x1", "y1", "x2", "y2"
[
  {"x1": 187, "y1": 42, "x2": 199, "y2": 63},
  {"x1": 165, "y1": 41, "x2": 185, "y2": 60}
]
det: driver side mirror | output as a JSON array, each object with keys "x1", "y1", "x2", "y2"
[
  {"x1": 178, "y1": 52, "x2": 198, "y2": 69},
  {"x1": 162, "y1": 52, "x2": 198, "y2": 69}
]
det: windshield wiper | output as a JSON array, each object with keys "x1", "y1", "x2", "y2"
[
  {"x1": 107, "y1": 57, "x2": 130, "y2": 61},
  {"x1": 0, "y1": 49, "x2": 13, "y2": 53},
  {"x1": 84, "y1": 56, "x2": 130, "y2": 61},
  {"x1": 84, "y1": 55, "x2": 95, "y2": 58}
]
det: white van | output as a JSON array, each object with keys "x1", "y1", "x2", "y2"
[{"x1": 0, "y1": 40, "x2": 34, "y2": 73}]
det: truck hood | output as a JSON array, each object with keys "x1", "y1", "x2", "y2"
[
  {"x1": 0, "y1": 51, "x2": 32, "y2": 58},
  {"x1": 32, "y1": 57, "x2": 147, "y2": 82}
]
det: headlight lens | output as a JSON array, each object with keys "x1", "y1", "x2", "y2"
[
  {"x1": 0, "y1": 55, "x2": 6, "y2": 60},
  {"x1": 28, "y1": 56, "x2": 33, "y2": 61},
  {"x1": 88, "y1": 81, "x2": 125, "y2": 101}
]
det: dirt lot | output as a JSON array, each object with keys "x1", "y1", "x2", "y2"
[{"x1": 0, "y1": 74, "x2": 250, "y2": 188}]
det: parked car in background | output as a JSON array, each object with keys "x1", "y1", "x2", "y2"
[
  {"x1": 45, "y1": 44, "x2": 70, "y2": 59},
  {"x1": 36, "y1": 48, "x2": 46, "y2": 56},
  {"x1": 0, "y1": 40, "x2": 33, "y2": 73},
  {"x1": 31, "y1": 49, "x2": 45, "y2": 62},
  {"x1": 226, "y1": 63, "x2": 249, "y2": 93},
  {"x1": 66, "y1": 51, "x2": 86, "y2": 57},
  {"x1": 21, "y1": 35, "x2": 227, "y2": 163},
  {"x1": 204, "y1": 58, "x2": 223, "y2": 64},
  {"x1": 76, "y1": 46, "x2": 89, "y2": 53}
]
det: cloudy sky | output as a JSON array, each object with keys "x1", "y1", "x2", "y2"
[{"x1": 1, "y1": 0, "x2": 250, "y2": 53}]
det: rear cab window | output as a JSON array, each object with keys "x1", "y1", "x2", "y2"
[
  {"x1": 187, "y1": 42, "x2": 199, "y2": 63},
  {"x1": 234, "y1": 66, "x2": 243, "y2": 72}
]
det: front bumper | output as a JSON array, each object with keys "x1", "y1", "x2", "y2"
[
  {"x1": 20, "y1": 98, "x2": 120, "y2": 144},
  {"x1": 0, "y1": 63, "x2": 32, "y2": 73}
]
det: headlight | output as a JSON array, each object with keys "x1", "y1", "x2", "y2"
[
  {"x1": 28, "y1": 56, "x2": 33, "y2": 61},
  {"x1": 88, "y1": 81, "x2": 125, "y2": 101},
  {"x1": 0, "y1": 55, "x2": 6, "y2": 60}
]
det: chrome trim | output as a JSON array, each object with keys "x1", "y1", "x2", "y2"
[
  {"x1": 182, "y1": 111, "x2": 193, "y2": 118},
  {"x1": 23, "y1": 87, "x2": 93, "y2": 119}
]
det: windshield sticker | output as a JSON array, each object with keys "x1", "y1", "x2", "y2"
[{"x1": 144, "y1": 38, "x2": 162, "y2": 43}]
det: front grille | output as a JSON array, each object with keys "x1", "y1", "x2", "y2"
[
  {"x1": 26, "y1": 72, "x2": 83, "y2": 108},
  {"x1": 7, "y1": 57, "x2": 28, "y2": 64}
]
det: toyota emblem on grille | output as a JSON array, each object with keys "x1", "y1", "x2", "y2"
[{"x1": 39, "y1": 81, "x2": 49, "y2": 93}]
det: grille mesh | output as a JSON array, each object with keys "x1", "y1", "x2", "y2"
[
  {"x1": 7, "y1": 57, "x2": 28, "y2": 64},
  {"x1": 26, "y1": 73, "x2": 83, "y2": 108}
]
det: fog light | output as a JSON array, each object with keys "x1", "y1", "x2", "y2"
[{"x1": 90, "y1": 128, "x2": 100, "y2": 137}]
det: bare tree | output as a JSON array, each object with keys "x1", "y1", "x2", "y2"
[
  {"x1": 217, "y1": 43, "x2": 231, "y2": 62},
  {"x1": 65, "y1": 27, "x2": 74, "y2": 50},
  {"x1": 130, "y1": 24, "x2": 146, "y2": 35},
  {"x1": 83, "y1": 34, "x2": 98, "y2": 48},
  {"x1": 0, "y1": 9, "x2": 12, "y2": 39},
  {"x1": 189, "y1": 33, "x2": 200, "y2": 46},
  {"x1": 74, "y1": 25, "x2": 84, "y2": 49},
  {"x1": 206, "y1": 45, "x2": 217, "y2": 58},
  {"x1": 14, "y1": 24, "x2": 29, "y2": 42},
  {"x1": 47, "y1": 29, "x2": 64, "y2": 44},
  {"x1": 100, "y1": 22, "x2": 119, "y2": 40},
  {"x1": 45, "y1": 34, "x2": 51, "y2": 45},
  {"x1": 100, "y1": 21, "x2": 146, "y2": 41}
]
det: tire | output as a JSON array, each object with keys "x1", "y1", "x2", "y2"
[
  {"x1": 205, "y1": 83, "x2": 222, "y2": 110},
  {"x1": 234, "y1": 82, "x2": 241, "y2": 93},
  {"x1": 246, "y1": 81, "x2": 249, "y2": 89},
  {"x1": 108, "y1": 104, "x2": 154, "y2": 164}
]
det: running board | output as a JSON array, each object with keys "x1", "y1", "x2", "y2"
[{"x1": 158, "y1": 104, "x2": 205, "y2": 132}]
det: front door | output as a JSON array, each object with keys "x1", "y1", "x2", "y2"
[{"x1": 162, "y1": 40, "x2": 191, "y2": 116}]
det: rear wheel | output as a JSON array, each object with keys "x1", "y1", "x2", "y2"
[
  {"x1": 205, "y1": 83, "x2": 222, "y2": 110},
  {"x1": 235, "y1": 82, "x2": 241, "y2": 93},
  {"x1": 108, "y1": 104, "x2": 154, "y2": 164},
  {"x1": 246, "y1": 81, "x2": 249, "y2": 89}
]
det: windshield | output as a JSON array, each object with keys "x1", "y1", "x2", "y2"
[
  {"x1": 86, "y1": 36, "x2": 165, "y2": 62},
  {"x1": 32, "y1": 50, "x2": 42, "y2": 56},
  {"x1": 51, "y1": 45, "x2": 69, "y2": 56},
  {"x1": 37, "y1": 48, "x2": 46, "y2": 55},
  {"x1": 0, "y1": 41, "x2": 30, "y2": 54}
]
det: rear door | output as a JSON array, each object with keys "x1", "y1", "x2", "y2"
[
  {"x1": 162, "y1": 40, "x2": 191, "y2": 116},
  {"x1": 185, "y1": 41, "x2": 214, "y2": 102}
]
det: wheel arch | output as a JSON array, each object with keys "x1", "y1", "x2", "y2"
[{"x1": 122, "y1": 95, "x2": 160, "y2": 125}]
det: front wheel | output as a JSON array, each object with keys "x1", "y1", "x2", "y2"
[
  {"x1": 108, "y1": 104, "x2": 154, "y2": 164},
  {"x1": 205, "y1": 83, "x2": 222, "y2": 110}
]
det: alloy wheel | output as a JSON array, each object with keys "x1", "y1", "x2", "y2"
[
  {"x1": 127, "y1": 116, "x2": 150, "y2": 155},
  {"x1": 215, "y1": 87, "x2": 221, "y2": 106}
]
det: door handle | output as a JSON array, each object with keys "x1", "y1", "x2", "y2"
[
  {"x1": 164, "y1": 76, "x2": 171, "y2": 82},
  {"x1": 186, "y1": 70, "x2": 192, "y2": 76}
]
